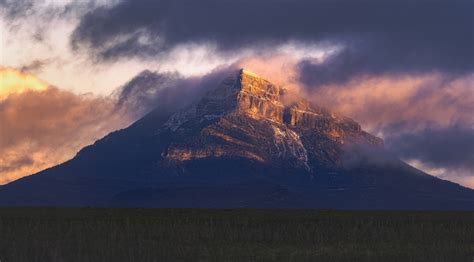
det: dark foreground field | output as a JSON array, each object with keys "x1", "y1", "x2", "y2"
[{"x1": 0, "y1": 208, "x2": 472, "y2": 262}]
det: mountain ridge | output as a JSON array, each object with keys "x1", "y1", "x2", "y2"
[{"x1": 0, "y1": 69, "x2": 473, "y2": 209}]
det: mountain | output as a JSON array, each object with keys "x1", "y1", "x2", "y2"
[{"x1": 0, "y1": 69, "x2": 473, "y2": 209}]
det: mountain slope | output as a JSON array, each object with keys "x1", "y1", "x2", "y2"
[{"x1": 0, "y1": 69, "x2": 473, "y2": 209}]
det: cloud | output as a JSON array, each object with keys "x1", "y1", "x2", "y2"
[
  {"x1": 0, "y1": 68, "x2": 131, "y2": 184},
  {"x1": 297, "y1": 33, "x2": 473, "y2": 88},
  {"x1": 0, "y1": 67, "x2": 49, "y2": 99},
  {"x1": 115, "y1": 54, "x2": 331, "y2": 119},
  {"x1": 19, "y1": 59, "x2": 50, "y2": 73},
  {"x1": 0, "y1": 0, "x2": 112, "y2": 19},
  {"x1": 71, "y1": 0, "x2": 473, "y2": 77},
  {"x1": 115, "y1": 64, "x2": 242, "y2": 118},
  {"x1": 387, "y1": 127, "x2": 474, "y2": 171},
  {"x1": 406, "y1": 159, "x2": 474, "y2": 190},
  {"x1": 300, "y1": 72, "x2": 474, "y2": 187},
  {"x1": 0, "y1": 0, "x2": 147, "y2": 96},
  {"x1": 115, "y1": 70, "x2": 185, "y2": 117},
  {"x1": 305, "y1": 74, "x2": 474, "y2": 132}
]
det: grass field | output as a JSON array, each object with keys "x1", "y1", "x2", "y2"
[{"x1": 0, "y1": 208, "x2": 472, "y2": 262}]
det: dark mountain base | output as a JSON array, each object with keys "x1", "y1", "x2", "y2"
[{"x1": 1, "y1": 158, "x2": 472, "y2": 209}]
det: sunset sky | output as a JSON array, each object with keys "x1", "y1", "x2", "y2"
[{"x1": 0, "y1": 0, "x2": 473, "y2": 188}]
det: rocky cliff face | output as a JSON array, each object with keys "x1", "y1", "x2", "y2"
[{"x1": 160, "y1": 69, "x2": 382, "y2": 171}]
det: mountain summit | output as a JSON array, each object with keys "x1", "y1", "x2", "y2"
[
  {"x1": 161, "y1": 69, "x2": 381, "y2": 171},
  {"x1": 0, "y1": 69, "x2": 473, "y2": 209}
]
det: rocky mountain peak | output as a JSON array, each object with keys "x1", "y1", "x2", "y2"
[
  {"x1": 236, "y1": 68, "x2": 285, "y2": 122},
  {"x1": 161, "y1": 69, "x2": 383, "y2": 169}
]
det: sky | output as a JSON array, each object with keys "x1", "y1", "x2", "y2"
[{"x1": 0, "y1": 0, "x2": 473, "y2": 188}]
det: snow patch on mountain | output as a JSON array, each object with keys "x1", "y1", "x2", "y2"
[{"x1": 272, "y1": 125, "x2": 310, "y2": 171}]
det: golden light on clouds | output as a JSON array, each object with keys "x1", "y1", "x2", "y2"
[
  {"x1": 0, "y1": 68, "x2": 132, "y2": 185},
  {"x1": 308, "y1": 74, "x2": 474, "y2": 134},
  {"x1": 0, "y1": 68, "x2": 49, "y2": 100}
]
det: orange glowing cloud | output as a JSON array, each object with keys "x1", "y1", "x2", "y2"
[
  {"x1": 308, "y1": 73, "x2": 474, "y2": 135},
  {"x1": 305, "y1": 73, "x2": 474, "y2": 189},
  {"x1": 0, "y1": 67, "x2": 49, "y2": 100},
  {"x1": 0, "y1": 69, "x2": 132, "y2": 185}
]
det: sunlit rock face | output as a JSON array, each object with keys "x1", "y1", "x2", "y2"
[
  {"x1": 237, "y1": 69, "x2": 285, "y2": 122},
  {"x1": 191, "y1": 69, "x2": 284, "y2": 122},
  {"x1": 161, "y1": 69, "x2": 382, "y2": 170}
]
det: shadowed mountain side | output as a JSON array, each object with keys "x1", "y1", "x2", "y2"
[{"x1": 0, "y1": 69, "x2": 473, "y2": 209}]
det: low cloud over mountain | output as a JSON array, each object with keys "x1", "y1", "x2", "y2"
[{"x1": 0, "y1": 68, "x2": 131, "y2": 184}]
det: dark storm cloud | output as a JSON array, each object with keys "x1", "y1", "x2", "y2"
[
  {"x1": 298, "y1": 34, "x2": 473, "y2": 87},
  {"x1": 115, "y1": 70, "x2": 186, "y2": 118},
  {"x1": 386, "y1": 127, "x2": 474, "y2": 171},
  {"x1": 72, "y1": 0, "x2": 473, "y2": 78}
]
